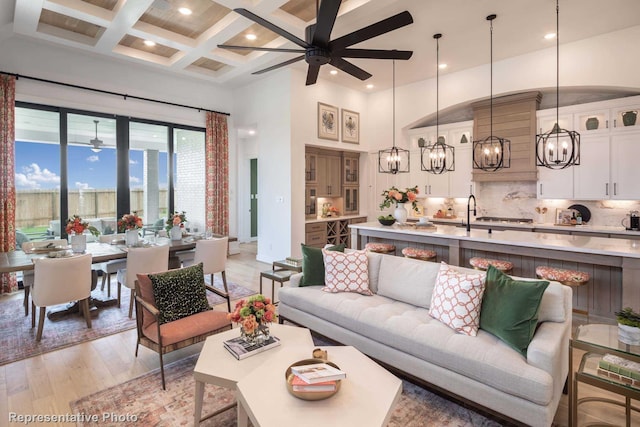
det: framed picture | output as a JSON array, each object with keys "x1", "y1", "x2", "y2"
[
  {"x1": 317, "y1": 102, "x2": 339, "y2": 141},
  {"x1": 341, "y1": 109, "x2": 360, "y2": 144},
  {"x1": 555, "y1": 208, "x2": 573, "y2": 225}
]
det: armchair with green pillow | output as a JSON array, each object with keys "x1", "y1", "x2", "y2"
[{"x1": 134, "y1": 263, "x2": 232, "y2": 389}]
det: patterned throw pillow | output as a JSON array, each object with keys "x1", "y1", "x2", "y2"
[
  {"x1": 429, "y1": 262, "x2": 486, "y2": 336},
  {"x1": 149, "y1": 263, "x2": 211, "y2": 324},
  {"x1": 322, "y1": 249, "x2": 373, "y2": 295}
]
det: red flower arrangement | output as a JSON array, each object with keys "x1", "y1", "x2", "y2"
[
  {"x1": 117, "y1": 212, "x2": 143, "y2": 232},
  {"x1": 165, "y1": 211, "x2": 187, "y2": 232},
  {"x1": 65, "y1": 215, "x2": 100, "y2": 236},
  {"x1": 379, "y1": 185, "x2": 420, "y2": 212},
  {"x1": 228, "y1": 294, "x2": 277, "y2": 334}
]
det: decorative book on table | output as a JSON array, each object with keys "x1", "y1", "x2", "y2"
[
  {"x1": 291, "y1": 375, "x2": 337, "y2": 392},
  {"x1": 290, "y1": 362, "x2": 346, "y2": 384},
  {"x1": 223, "y1": 335, "x2": 280, "y2": 360}
]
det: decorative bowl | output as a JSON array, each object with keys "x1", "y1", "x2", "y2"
[
  {"x1": 285, "y1": 358, "x2": 341, "y2": 401},
  {"x1": 378, "y1": 218, "x2": 396, "y2": 226}
]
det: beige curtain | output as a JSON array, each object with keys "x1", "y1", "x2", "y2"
[
  {"x1": 0, "y1": 75, "x2": 17, "y2": 294},
  {"x1": 205, "y1": 112, "x2": 229, "y2": 236}
]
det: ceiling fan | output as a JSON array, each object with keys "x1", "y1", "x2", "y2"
[
  {"x1": 217, "y1": 0, "x2": 414, "y2": 85},
  {"x1": 89, "y1": 120, "x2": 103, "y2": 153}
]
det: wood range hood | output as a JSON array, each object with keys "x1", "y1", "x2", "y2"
[{"x1": 471, "y1": 91, "x2": 542, "y2": 182}]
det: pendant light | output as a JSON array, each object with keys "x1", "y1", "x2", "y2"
[
  {"x1": 378, "y1": 59, "x2": 410, "y2": 174},
  {"x1": 536, "y1": 0, "x2": 580, "y2": 169},
  {"x1": 472, "y1": 14, "x2": 510, "y2": 172},
  {"x1": 422, "y1": 33, "x2": 455, "y2": 174}
]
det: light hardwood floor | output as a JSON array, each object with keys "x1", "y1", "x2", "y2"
[{"x1": 0, "y1": 242, "x2": 638, "y2": 427}]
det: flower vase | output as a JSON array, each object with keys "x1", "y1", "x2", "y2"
[
  {"x1": 170, "y1": 225, "x2": 182, "y2": 241},
  {"x1": 393, "y1": 203, "x2": 408, "y2": 224},
  {"x1": 125, "y1": 229, "x2": 139, "y2": 246},
  {"x1": 241, "y1": 324, "x2": 270, "y2": 345},
  {"x1": 70, "y1": 233, "x2": 86, "y2": 253}
]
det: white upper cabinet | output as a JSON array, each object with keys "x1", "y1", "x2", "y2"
[
  {"x1": 573, "y1": 136, "x2": 610, "y2": 200},
  {"x1": 610, "y1": 133, "x2": 640, "y2": 200}
]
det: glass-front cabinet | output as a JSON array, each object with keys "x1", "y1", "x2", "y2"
[
  {"x1": 343, "y1": 186, "x2": 358, "y2": 215},
  {"x1": 343, "y1": 153, "x2": 359, "y2": 185}
]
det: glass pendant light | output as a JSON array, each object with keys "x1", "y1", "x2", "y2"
[
  {"x1": 472, "y1": 14, "x2": 511, "y2": 172},
  {"x1": 536, "y1": 0, "x2": 580, "y2": 169},
  {"x1": 378, "y1": 60, "x2": 410, "y2": 174},
  {"x1": 422, "y1": 33, "x2": 455, "y2": 174}
]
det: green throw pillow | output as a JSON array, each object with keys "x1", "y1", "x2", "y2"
[
  {"x1": 479, "y1": 265, "x2": 549, "y2": 356},
  {"x1": 149, "y1": 262, "x2": 211, "y2": 324},
  {"x1": 299, "y1": 244, "x2": 345, "y2": 287}
]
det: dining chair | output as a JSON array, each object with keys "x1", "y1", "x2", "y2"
[
  {"x1": 117, "y1": 245, "x2": 169, "y2": 318},
  {"x1": 31, "y1": 253, "x2": 93, "y2": 341},
  {"x1": 21, "y1": 239, "x2": 68, "y2": 316},
  {"x1": 192, "y1": 237, "x2": 231, "y2": 312},
  {"x1": 97, "y1": 233, "x2": 127, "y2": 297}
]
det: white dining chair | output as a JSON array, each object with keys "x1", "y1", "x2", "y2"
[
  {"x1": 21, "y1": 239, "x2": 68, "y2": 316},
  {"x1": 97, "y1": 233, "x2": 127, "y2": 297},
  {"x1": 31, "y1": 253, "x2": 93, "y2": 341},
  {"x1": 192, "y1": 237, "x2": 231, "y2": 312},
  {"x1": 117, "y1": 245, "x2": 169, "y2": 318}
]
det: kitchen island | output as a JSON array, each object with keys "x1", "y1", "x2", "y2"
[{"x1": 350, "y1": 222, "x2": 640, "y2": 319}]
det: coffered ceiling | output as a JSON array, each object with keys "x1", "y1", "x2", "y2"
[{"x1": 9, "y1": 0, "x2": 640, "y2": 92}]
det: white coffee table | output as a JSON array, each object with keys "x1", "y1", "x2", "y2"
[
  {"x1": 236, "y1": 345, "x2": 403, "y2": 427},
  {"x1": 193, "y1": 323, "x2": 314, "y2": 426}
]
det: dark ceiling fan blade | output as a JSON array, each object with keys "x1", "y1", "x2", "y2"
[
  {"x1": 330, "y1": 57, "x2": 372, "y2": 81},
  {"x1": 334, "y1": 49, "x2": 413, "y2": 60},
  {"x1": 233, "y1": 8, "x2": 310, "y2": 49},
  {"x1": 217, "y1": 44, "x2": 306, "y2": 54},
  {"x1": 306, "y1": 65, "x2": 321, "y2": 86},
  {"x1": 251, "y1": 55, "x2": 305, "y2": 75},
  {"x1": 311, "y1": 0, "x2": 341, "y2": 47},
  {"x1": 329, "y1": 11, "x2": 413, "y2": 51}
]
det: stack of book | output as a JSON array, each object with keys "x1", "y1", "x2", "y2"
[
  {"x1": 223, "y1": 335, "x2": 280, "y2": 360},
  {"x1": 597, "y1": 353, "x2": 640, "y2": 388},
  {"x1": 290, "y1": 362, "x2": 346, "y2": 392},
  {"x1": 285, "y1": 257, "x2": 302, "y2": 267}
]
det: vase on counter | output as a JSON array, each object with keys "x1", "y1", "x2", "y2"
[
  {"x1": 241, "y1": 324, "x2": 270, "y2": 345},
  {"x1": 70, "y1": 233, "x2": 86, "y2": 253},
  {"x1": 393, "y1": 203, "x2": 408, "y2": 224},
  {"x1": 125, "y1": 229, "x2": 139, "y2": 246},
  {"x1": 170, "y1": 225, "x2": 183, "y2": 241}
]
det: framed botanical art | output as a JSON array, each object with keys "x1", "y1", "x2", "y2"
[
  {"x1": 317, "y1": 102, "x2": 339, "y2": 141},
  {"x1": 341, "y1": 109, "x2": 360, "y2": 144}
]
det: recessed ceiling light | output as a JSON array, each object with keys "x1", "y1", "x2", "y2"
[
  {"x1": 329, "y1": 70, "x2": 338, "y2": 75},
  {"x1": 438, "y1": 63, "x2": 447, "y2": 69},
  {"x1": 366, "y1": 84, "x2": 374, "y2": 89},
  {"x1": 245, "y1": 34, "x2": 257, "y2": 41},
  {"x1": 248, "y1": 130, "x2": 256, "y2": 135},
  {"x1": 178, "y1": 7, "x2": 192, "y2": 15},
  {"x1": 544, "y1": 32, "x2": 556, "y2": 40},
  {"x1": 144, "y1": 40, "x2": 156, "y2": 47}
]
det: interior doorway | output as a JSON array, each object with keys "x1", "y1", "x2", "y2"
[{"x1": 250, "y1": 158, "x2": 258, "y2": 238}]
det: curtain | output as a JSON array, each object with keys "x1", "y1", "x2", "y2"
[
  {"x1": 0, "y1": 75, "x2": 17, "y2": 294},
  {"x1": 205, "y1": 112, "x2": 229, "y2": 236}
]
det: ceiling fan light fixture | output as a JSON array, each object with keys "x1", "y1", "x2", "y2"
[
  {"x1": 89, "y1": 120, "x2": 103, "y2": 153},
  {"x1": 536, "y1": 0, "x2": 580, "y2": 170},
  {"x1": 91, "y1": 146, "x2": 102, "y2": 153},
  {"x1": 422, "y1": 33, "x2": 455, "y2": 175},
  {"x1": 379, "y1": 60, "x2": 409, "y2": 174},
  {"x1": 472, "y1": 14, "x2": 511, "y2": 172}
]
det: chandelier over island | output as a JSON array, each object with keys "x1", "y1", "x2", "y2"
[{"x1": 378, "y1": 60, "x2": 410, "y2": 174}]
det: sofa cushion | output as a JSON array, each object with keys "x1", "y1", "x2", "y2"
[
  {"x1": 299, "y1": 244, "x2": 345, "y2": 287},
  {"x1": 322, "y1": 249, "x2": 373, "y2": 295},
  {"x1": 142, "y1": 309, "x2": 231, "y2": 346},
  {"x1": 429, "y1": 262, "x2": 486, "y2": 336},
  {"x1": 278, "y1": 286, "x2": 554, "y2": 405},
  {"x1": 376, "y1": 254, "x2": 440, "y2": 308},
  {"x1": 480, "y1": 265, "x2": 550, "y2": 356},
  {"x1": 149, "y1": 263, "x2": 211, "y2": 324}
]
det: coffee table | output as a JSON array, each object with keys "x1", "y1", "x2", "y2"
[
  {"x1": 236, "y1": 345, "x2": 402, "y2": 427},
  {"x1": 193, "y1": 323, "x2": 315, "y2": 426}
]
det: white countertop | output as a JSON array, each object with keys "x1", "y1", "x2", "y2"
[
  {"x1": 350, "y1": 221, "x2": 640, "y2": 259},
  {"x1": 306, "y1": 214, "x2": 367, "y2": 223}
]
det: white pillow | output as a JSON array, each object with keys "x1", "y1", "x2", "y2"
[
  {"x1": 322, "y1": 249, "x2": 373, "y2": 295},
  {"x1": 429, "y1": 262, "x2": 486, "y2": 336}
]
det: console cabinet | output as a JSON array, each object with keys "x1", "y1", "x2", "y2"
[{"x1": 305, "y1": 217, "x2": 367, "y2": 248}]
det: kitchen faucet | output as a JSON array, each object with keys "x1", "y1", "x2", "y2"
[{"x1": 467, "y1": 194, "x2": 477, "y2": 233}]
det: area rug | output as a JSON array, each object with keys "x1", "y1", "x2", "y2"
[
  {"x1": 0, "y1": 276, "x2": 255, "y2": 366},
  {"x1": 70, "y1": 352, "x2": 502, "y2": 427}
]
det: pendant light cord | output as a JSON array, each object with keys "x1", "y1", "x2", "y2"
[
  {"x1": 392, "y1": 59, "x2": 396, "y2": 148},
  {"x1": 556, "y1": 0, "x2": 560, "y2": 130},
  {"x1": 436, "y1": 36, "x2": 439, "y2": 140},
  {"x1": 489, "y1": 16, "x2": 494, "y2": 138}
]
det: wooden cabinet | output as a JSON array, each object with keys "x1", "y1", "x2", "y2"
[
  {"x1": 316, "y1": 153, "x2": 341, "y2": 197},
  {"x1": 305, "y1": 152, "x2": 318, "y2": 183},
  {"x1": 305, "y1": 187, "x2": 318, "y2": 218},
  {"x1": 305, "y1": 217, "x2": 367, "y2": 248},
  {"x1": 343, "y1": 187, "x2": 359, "y2": 215},
  {"x1": 343, "y1": 153, "x2": 359, "y2": 185},
  {"x1": 305, "y1": 222, "x2": 326, "y2": 248}
]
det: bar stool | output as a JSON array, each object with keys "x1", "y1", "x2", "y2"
[
  {"x1": 470, "y1": 257, "x2": 514, "y2": 273},
  {"x1": 402, "y1": 247, "x2": 436, "y2": 262},
  {"x1": 364, "y1": 242, "x2": 396, "y2": 255},
  {"x1": 536, "y1": 266, "x2": 590, "y2": 318}
]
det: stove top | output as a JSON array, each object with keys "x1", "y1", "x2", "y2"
[{"x1": 475, "y1": 217, "x2": 534, "y2": 224}]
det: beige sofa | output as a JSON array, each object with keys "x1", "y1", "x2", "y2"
[{"x1": 278, "y1": 251, "x2": 571, "y2": 427}]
